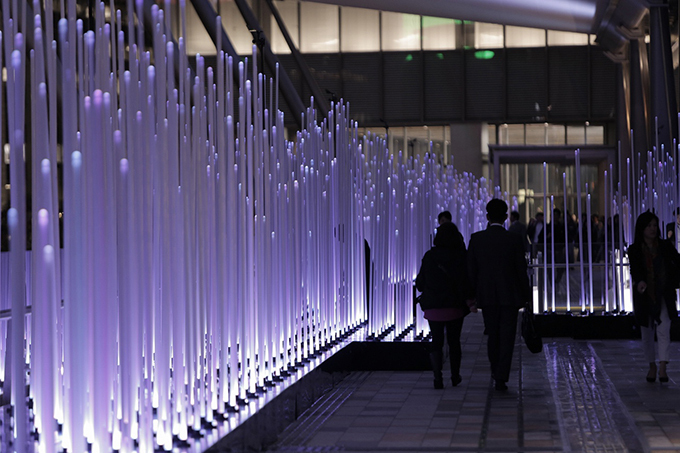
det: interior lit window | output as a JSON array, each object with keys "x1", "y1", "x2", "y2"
[
  {"x1": 341, "y1": 7, "x2": 380, "y2": 52},
  {"x1": 505, "y1": 26, "x2": 545, "y2": 48},
  {"x1": 487, "y1": 124, "x2": 497, "y2": 145},
  {"x1": 185, "y1": 0, "x2": 217, "y2": 56},
  {"x1": 422, "y1": 16, "x2": 455, "y2": 50},
  {"x1": 547, "y1": 30, "x2": 588, "y2": 46},
  {"x1": 300, "y1": 2, "x2": 339, "y2": 53},
  {"x1": 525, "y1": 124, "x2": 546, "y2": 145},
  {"x1": 270, "y1": 0, "x2": 299, "y2": 54},
  {"x1": 474, "y1": 22, "x2": 503, "y2": 49},
  {"x1": 220, "y1": 0, "x2": 255, "y2": 55},
  {"x1": 381, "y1": 11, "x2": 421, "y2": 51},
  {"x1": 546, "y1": 124, "x2": 566, "y2": 145},
  {"x1": 586, "y1": 125, "x2": 605, "y2": 144},
  {"x1": 507, "y1": 124, "x2": 525, "y2": 144},
  {"x1": 566, "y1": 125, "x2": 586, "y2": 144}
]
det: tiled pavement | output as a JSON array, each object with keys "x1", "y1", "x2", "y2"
[{"x1": 266, "y1": 314, "x2": 680, "y2": 452}]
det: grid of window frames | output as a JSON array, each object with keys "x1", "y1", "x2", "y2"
[
  {"x1": 179, "y1": 0, "x2": 594, "y2": 56},
  {"x1": 492, "y1": 123, "x2": 605, "y2": 146}
]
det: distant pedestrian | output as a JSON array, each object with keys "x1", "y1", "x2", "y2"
[
  {"x1": 508, "y1": 210, "x2": 530, "y2": 254},
  {"x1": 526, "y1": 211, "x2": 544, "y2": 258},
  {"x1": 628, "y1": 211, "x2": 680, "y2": 383}
]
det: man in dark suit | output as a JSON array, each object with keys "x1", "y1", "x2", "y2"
[{"x1": 467, "y1": 199, "x2": 531, "y2": 391}]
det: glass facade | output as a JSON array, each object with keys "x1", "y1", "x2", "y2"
[
  {"x1": 381, "y1": 12, "x2": 421, "y2": 51},
  {"x1": 356, "y1": 126, "x2": 451, "y2": 162},
  {"x1": 501, "y1": 162, "x2": 601, "y2": 224},
  {"x1": 340, "y1": 7, "x2": 380, "y2": 52},
  {"x1": 300, "y1": 2, "x2": 339, "y2": 53},
  {"x1": 505, "y1": 26, "x2": 545, "y2": 48},
  {"x1": 474, "y1": 22, "x2": 504, "y2": 49},
  {"x1": 422, "y1": 17, "x2": 456, "y2": 50},
  {"x1": 176, "y1": 0, "x2": 596, "y2": 56},
  {"x1": 496, "y1": 123, "x2": 605, "y2": 146}
]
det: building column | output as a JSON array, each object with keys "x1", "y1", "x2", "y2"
[
  {"x1": 648, "y1": 0, "x2": 678, "y2": 155},
  {"x1": 629, "y1": 38, "x2": 649, "y2": 162},
  {"x1": 449, "y1": 123, "x2": 486, "y2": 178}
]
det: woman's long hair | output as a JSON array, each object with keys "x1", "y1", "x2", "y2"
[
  {"x1": 633, "y1": 211, "x2": 660, "y2": 246},
  {"x1": 433, "y1": 222, "x2": 464, "y2": 249}
]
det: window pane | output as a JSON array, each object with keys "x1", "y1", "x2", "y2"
[
  {"x1": 505, "y1": 26, "x2": 545, "y2": 48},
  {"x1": 567, "y1": 125, "x2": 586, "y2": 144},
  {"x1": 185, "y1": 0, "x2": 217, "y2": 56},
  {"x1": 586, "y1": 125, "x2": 604, "y2": 144},
  {"x1": 474, "y1": 22, "x2": 503, "y2": 49},
  {"x1": 487, "y1": 124, "x2": 497, "y2": 145},
  {"x1": 422, "y1": 16, "x2": 455, "y2": 50},
  {"x1": 270, "y1": 0, "x2": 299, "y2": 54},
  {"x1": 548, "y1": 30, "x2": 588, "y2": 46},
  {"x1": 546, "y1": 125, "x2": 565, "y2": 145},
  {"x1": 220, "y1": 0, "x2": 254, "y2": 55},
  {"x1": 525, "y1": 124, "x2": 545, "y2": 145},
  {"x1": 499, "y1": 124, "x2": 525, "y2": 144},
  {"x1": 382, "y1": 12, "x2": 421, "y2": 51},
  {"x1": 300, "y1": 2, "x2": 339, "y2": 53},
  {"x1": 341, "y1": 7, "x2": 379, "y2": 52}
]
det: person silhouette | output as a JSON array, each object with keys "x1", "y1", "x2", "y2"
[
  {"x1": 416, "y1": 222, "x2": 473, "y2": 389},
  {"x1": 467, "y1": 199, "x2": 531, "y2": 391}
]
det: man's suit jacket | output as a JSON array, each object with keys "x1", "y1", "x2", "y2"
[{"x1": 467, "y1": 224, "x2": 531, "y2": 308}]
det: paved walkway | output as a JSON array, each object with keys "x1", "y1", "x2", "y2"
[{"x1": 266, "y1": 314, "x2": 680, "y2": 452}]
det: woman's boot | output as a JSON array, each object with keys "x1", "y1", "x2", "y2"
[{"x1": 430, "y1": 351, "x2": 444, "y2": 389}]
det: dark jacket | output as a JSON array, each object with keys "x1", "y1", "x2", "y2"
[
  {"x1": 467, "y1": 225, "x2": 531, "y2": 308},
  {"x1": 508, "y1": 220, "x2": 530, "y2": 254},
  {"x1": 415, "y1": 245, "x2": 470, "y2": 312},
  {"x1": 628, "y1": 239, "x2": 680, "y2": 327}
]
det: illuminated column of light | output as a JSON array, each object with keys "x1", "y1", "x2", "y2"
[
  {"x1": 549, "y1": 196, "x2": 555, "y2": 312},
  {"x1": 604, "y1": 170, "x2": 610, "y2": 312},
  {"x1": 609, "y1": 164, "x2": 619, "y2": 312},
  {"x1": 215, "y1": 49, "x2": 230, "y2": 407},
  {"x1": 617, "y1": 179, "x2": 626, "y2": 313},
  {"x1": 8, "y1": 18, "x2": 29, "y2": 453},
  {"x1": 29, "y1": 16, "x2": 48, "y2": 438},
  {"x1": 562, "y1": 174, "x2": 571, "y2": 313},
  {"x1": 575, "y1": 151, "x2": 586, "y2": 312},
  {"x1": 586, "y1": 187, "x2": 594, "y2": 313},
  {"x1": 542, "y1": 163, "x2": 548, "y2": 313},
  {"x1": 225, "y1": 106, "x2": 239, "y2": 408},
  {"x1": 393, "y1": 162, "x2": 403, "y2": 336}
]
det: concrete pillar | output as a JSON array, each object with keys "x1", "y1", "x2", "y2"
[
  {"x1": 449, "y1": 123, "x2": 485, "y2": 178},
  {"x1": 629, "y1": 39, "x2": 649, "y2": 159},
  {"x1": 648, "y1": 0, "x2": 678, "y2": 155}
]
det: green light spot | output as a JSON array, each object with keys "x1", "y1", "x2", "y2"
[
  {"x1": 454, "y1": 19, "x2": 462, "y2": 25},
  {"x1": 436, "y1": 53, "x2": 444, "y2": 60},
  {"x1": 474, "y1": 50, "x2": 495, "y2": 60},
  {"x1": 405, "y1": 54, "x2": 413, "y2": 62}
]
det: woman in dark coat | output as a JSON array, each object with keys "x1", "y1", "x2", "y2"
[
  {"x1": 628, "y1": 211, "x2": 680, "y2": 383},
  {"x1": 415, "y1": 222, "x2": 473, "y2": 389}
]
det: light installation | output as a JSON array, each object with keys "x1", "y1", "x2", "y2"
[
  {"x1": 0, "y1": 0, "x2": 483, "y2": 451},
  {"x1": 0, "y1": 0, "x2": 673, "y2": 451}
]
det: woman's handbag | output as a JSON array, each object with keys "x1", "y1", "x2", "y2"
[{"x1": 521, "y1": 303, "x2": 543, "y2": 354}]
